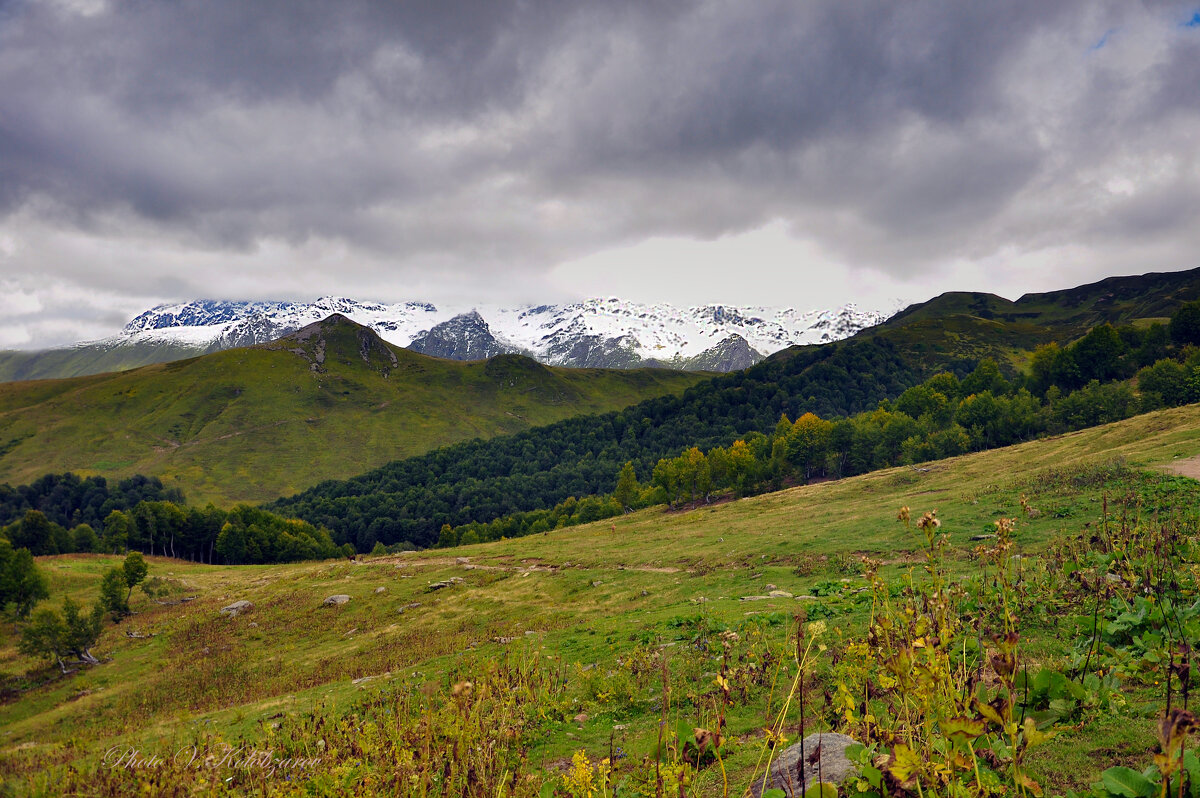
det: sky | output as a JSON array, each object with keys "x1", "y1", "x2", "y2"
[{"x1": 1, "y1": 0, "x2": 1200, "y2": 349}]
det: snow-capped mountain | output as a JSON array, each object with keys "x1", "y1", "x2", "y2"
[{"x1": 77, "y1": 296, "x2": 895, "y2": 374}]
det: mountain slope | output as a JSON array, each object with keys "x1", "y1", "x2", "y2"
[
  {"x1": 0, "y1": 297, "x2": 892, "y2": 380},
  {"x1": 269, "y1": 267, "x2": 1200, "y2": 547},
  {"x1": 5, "y1": 404, "x2": 1200, "y2": 795},
  {"x1": 0, "y1": 316, "x2": 708, "y2": 505}
]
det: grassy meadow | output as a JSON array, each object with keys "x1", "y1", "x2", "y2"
[{"x1": 3, "y1": 403, "x2": 1200, "y2": 795}]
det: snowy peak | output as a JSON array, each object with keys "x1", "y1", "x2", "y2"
[
  {"x1": 95, "y1": 296, "x2": 893, "y2": 373},
  {"x1": 408, "y1": 311, "x2": 516, "y2": 361}
]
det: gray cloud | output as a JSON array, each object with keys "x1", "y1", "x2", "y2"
[{"x1": 1, "y1": 0, "x2": 1199, "y2": 347}]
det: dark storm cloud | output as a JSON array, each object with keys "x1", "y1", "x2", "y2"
[{"x1": 1, "y1": 0, "x2": 1199, "y2": 347}]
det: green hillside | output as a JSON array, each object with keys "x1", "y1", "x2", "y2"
[
  {"x1": 0, "y1": 340, "x2": 210, "y2": 383},
  {"x1": 876, "y1": 266, "x2": 1200, "y2": 370},
  {"x1": 0, "y1": 316, "x2": 707, "y2": 505},
  {"x1": 3, "y1": 403, "x2": 1200, "y2": 795},
  {"x1": 270, "y1": 268, "x2": 1200, "y2": 548}
]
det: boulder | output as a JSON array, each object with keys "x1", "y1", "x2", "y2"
[
  {"x1": 749, "y1": 732, "x2": 860, "y2": 798},
  {"x1": 220, "y1": 600, "x2": 253, "y2": 617},
  {"x1": 374, "y1": 586, "x2": 387, "y2": 594},
  {"x1": 323, "y1": 594, "x2": 352, "y2": 606},
  {"x1": 768, "y1": 590, "x2": 794, "y2": 598}
]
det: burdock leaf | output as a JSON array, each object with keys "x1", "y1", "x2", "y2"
[{"x1": 1099, "y1": 766, "x2": 1158, "y2": 798}]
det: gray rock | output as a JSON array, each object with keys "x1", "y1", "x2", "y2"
[
  {"x1": 323, "y1": 594, "x2": 352, "y2": 606},
  {"x1": 220, "y1": 600, "x2": 253, "y2": 617},
  {"x1": 768, "y1": 590, "x2": 794, "y2": 598},
  {"x1": 373, "y1": 586, "x2": 387, "y2": 594},
  {"x1": 750, "y1": 732, "x2": 860, "y2": 797}
]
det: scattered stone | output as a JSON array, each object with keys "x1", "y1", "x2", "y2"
[
  {"x1": 765, "y1": 583, "x2": 778, "y2": 591},
  {"x1": 525, "y1": 630, "x2": 536, "y2": 636},
  {"x1": 455, "y1": 557, "x2": 470, "y2": 565},
  {"x1": 573, "y1": 712, "x2": 589, "y2": 724},
  {"x1": 691, "y1": 597, "x2": 710, "y2": 604},
  {"x1": 749, "y1": 573, "x2": 763, "y2": 579},
  {"x1": 768, "y1": 590, "x2": 794, "y2": 599},
  {"x1": 463, "y1": 564, "x2": 476, "y2": 570},
  {"x1": 794, "y1": 595, "x2": 818, "y2": 601},
  {"x1": 248, "y1": 622, "x2": 258, "y2": 628},
  {"x1": 740, "y1": 595, "x2": 770, "y2": 601},
  {"x1": 397, "y1": 602, "x2": 422, "y2": 613},
  {"x1": 969, "y1": 534, "x2": 997, "y2": 542},
  {"x1": 220, "y1": 600, "x2": 253, "y2": 617},
  {"x1": 640, "y1": 590, "x2": 649, "y2": 597},
  {"x1": 592, "y1": 581, "x2": 602, "y2": 587},
  {"x1": 427, "y1": 577, "x2": 465, "y2": 591},
  {"x1": 374, "y1": 587, "x2": 387, "y2": 594},
  {"x1": 749, "y1": 732, "x2": 861, "y2": 797},
  {"x1": 613, "y1": 724, "x2": 628, "y2": 731},
  {"x1": 323, "y1": 594, "x2": 351, "y2": 606}
]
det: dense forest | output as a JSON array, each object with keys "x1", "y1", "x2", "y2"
[
  {"x1": 274, "y1": 292, "x2": 1200, "y2": 552},
  {"x1": 268, "y1": 334, "x2": 936, "y2": 549},
  {"x1": 0, "y1": 474, "x2": 345, "y2": 565},
  {"x1": 0, "y1": 473, "x2": 183, "y2": 530},
  {"x1": 441, "y1": 314, "x2": 1199, "y2": 545}
]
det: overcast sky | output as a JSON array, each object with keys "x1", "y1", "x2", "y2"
[{"x1": 2, "y1": 0, "x2": 1199, "y2": 349}]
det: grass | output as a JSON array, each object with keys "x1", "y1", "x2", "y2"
[
  {"x1": 0, "y1": 317, "x2": 707, "y2": 505},
  {"x1": 2, "y1": 403, "x2": 1200, "y2": 795}
]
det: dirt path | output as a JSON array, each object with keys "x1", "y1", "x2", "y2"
[{"x1": 1165, "y1": 454, "x2": 1200, "y2": 480}]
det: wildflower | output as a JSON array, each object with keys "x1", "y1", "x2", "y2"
[
  {"x1": 897, "y1": 506, "x2": 911, "y2": 523},
  {"x1": 806, "y1": 620, "x2": 827, "y2": 638}
]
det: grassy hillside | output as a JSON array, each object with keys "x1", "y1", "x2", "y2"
[
  {"x1": 0, "y1": 340, "x2": 210, "y2": 383},
  {"x1": 269, "y1": 268, "x2": 1200, "y2": 549},
  {"x1": 0, "y1": 316, "x2": 707, "y2": 505},
  {"x1": 875, "y1": 266, "x2": 1200, "y2": 370},
  {"x1": 3, "y1": 404, "x2": 1200, "y2": 795}
]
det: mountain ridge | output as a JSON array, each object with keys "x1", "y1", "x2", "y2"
[{"x1": 0, "y1": 296, "x2": 894, "y2": 381}]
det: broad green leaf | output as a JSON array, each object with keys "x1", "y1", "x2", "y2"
[
  {"x1": 762, "y1": 790, "x2": 787, "y2": 798},
  {"x1": 1100, "y1": 766, "x2": 1158, "y2": 798},
  {"x1": 803, "y1": 784, "x2": 838, "y2": 798}
]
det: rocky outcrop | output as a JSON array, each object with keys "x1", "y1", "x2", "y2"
[
  {"x1": 750, "y1": 732, "x2": 860, "y2": 797},
  {"x1": 220, "y1": 600, "x2": 253, "y2": 617},
  {"x1": 322, "y1": 594, "x2": 352, "y2": 606}
]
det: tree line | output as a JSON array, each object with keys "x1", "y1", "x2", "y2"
[
  {"x1": 434, "y1": 304, "x2": 1200, "y2": 546},
  {"x1": 268, "y1": 335, "x2": 935, "y2": 549},
  {"x1": 1, "y1": 494, "x2": 347, "y2": 565}
]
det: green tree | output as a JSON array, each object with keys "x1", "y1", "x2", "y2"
[
  {"x1": 8, "y1": 510, "x2": 55, "y2": 556},
  {"x1": 19, "y1": 607, "x2": 68, "y2": 671},
  {"x1": 19, "y1": 596, "x2": 103, "y2": 672},
  {"x1": 1170, "y1": 300, "x2": 1200, "y2": 346},
  {"x1": 1137, "y1": 359, "x2": 1190, "y2": 408},
  {"x1": 785, "y1": 412, "x2": 834, "y2": 481},
  {"x1": 1072, "y1": 323, "x2": 1127, "y2": 383},
  {"x1": 99, "y1": 567, "x2": 129, "y2": 621},
  {"x1": 0, "y1": 540, "x2": 49, "y2": 619},
  {"x1": 613, "y1": 462, "x2": 640, "y2": 512},
  {"x1": 102, "y1": 510, "x2": 131, "y2": 554},
  {"x1": 72, "y1": 524, "x2": 100, "y2": 554},
  {"x1": 122, "y1": 551, "x2": 148, "y2": 604}
]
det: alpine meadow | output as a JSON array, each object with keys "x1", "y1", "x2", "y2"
[{"x1": 6, "y1": 2, "x2": 1200, "y2": 796}]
